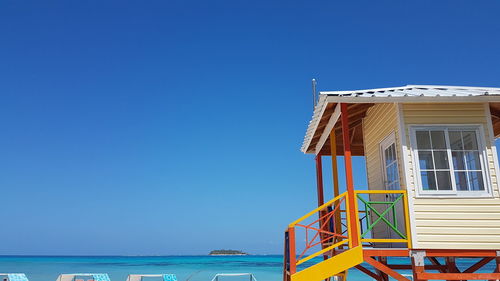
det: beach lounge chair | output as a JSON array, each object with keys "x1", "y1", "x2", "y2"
[
  {"x1": 125, "y1": 275, "x2": 177, "y2": 281},
  {"x1": 0, "y1": 274, "x2": 29, "y2": 281},
  {"x1": 210, "y1": 273, "x2": 257, "y2": 281},
  {"x1": 56, "y1": 274, "x2": 111, "y2": 281}
]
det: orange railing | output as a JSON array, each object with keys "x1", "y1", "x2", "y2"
[
  {"x1": 284, "y1": 192, "x2": 351, "y2": 278},
  {"x1": 284, "y1": 190, "x2": 411, "y2": 280}
]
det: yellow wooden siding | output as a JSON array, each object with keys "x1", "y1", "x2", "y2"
[
  {"x1": 363, "y1": 103, "x2": 405, "y2": 241},
  {"x1": 401, "y1": 103, "x2": 500, "y2": 249},
  {"x1": 364, "y1": 103, "x2": 404, "y2": 190}
]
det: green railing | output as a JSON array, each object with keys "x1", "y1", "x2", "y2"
[{"x1": 355, "y1": 190, "x2": 411, "y2": 246}]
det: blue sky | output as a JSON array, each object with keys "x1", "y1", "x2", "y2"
[{"x1": 0, "y1": 0, "x2": 499, "y2": 255}]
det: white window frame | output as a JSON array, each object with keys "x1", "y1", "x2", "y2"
[
  {"x1": 409, "y1": 124, "x2": 493, "y2": 198},
  {"x1": 380, "y1": 132, "x2": 400, "y2": 191}
]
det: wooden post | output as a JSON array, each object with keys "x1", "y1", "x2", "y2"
[
  {"x1": 330, "y1": 129, "x2": 340, "y2": 198},
  {"x1": 341, "y1": 103, "x2": 360, "y2": 248},
  {"x1": 445, "y1": 257, "x2": 457, "y2": 281},
  {"x1": 330, "y1": 129, "x2": 343, "y2": 248},
  {"x1": 411, "y1": 250, "x2": 426, "y2": 281},
  {"x1": 495, "y1": 252, "x2": 500, "y2": 280},
  {"x1": 316, "y1": 154, "x2": 330, "y2": 269},
  {"x1": 496, "y1": 251, "x2": 500, "y2": 272},
  {"x1": 288, "y1": 227, "x2": 297, "y2": 275},
  {"x1": 315, "y1": 155, "x2": 325, "y2": 207},
  {"x1": 283, "y1": 230, "x2": 290, "y2": 281}
]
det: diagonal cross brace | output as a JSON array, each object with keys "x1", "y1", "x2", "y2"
[{"x1": 358, "y1": 194, "x2": 407, "y2": 239}]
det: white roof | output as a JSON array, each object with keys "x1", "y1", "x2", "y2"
[
  {"x1": 320, "y1": 85, "x2": 500, "y2": 99},
  {"x1": 301, "y1": 85, "x2": 500, "y2": 153}
]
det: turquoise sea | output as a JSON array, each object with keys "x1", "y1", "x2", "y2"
[{"x1": 0, "y1": 256, "x2": 497, "y2": 281}]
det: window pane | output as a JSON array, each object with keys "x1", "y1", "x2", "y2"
[
  {"x1": 455, "y1": 172, "x2": 468, "y2": 191},
  {"x1": 418, "y1": 151, "x2": 434, "y2": 169},
  {"x1": 431, "y1": 131, "x2": 446, "y2": 149},
  {"x1": 433, "y1": 151, "x2": 449, "y2": 169},
  {"x1": 465, "y1": 151, "x2": 481, "y2": 170},
  {"x1": 386, "y1": 163, "x2": 393, "y2": 183},
  {"x1": 385, "y1": 145, "x2": 395, "y2": 165},
  {"x1": 452, "y1": 151, "x2": 465, "y2": 170},
  {"x1": 416, "y1": 131, "x2": 431, "y2": 149},
  {"x1": 436, "y1": 171, "x2": 452, "y2": 190},
  {"x1": 420, "y1": 171, "x2": 437, "y2": 190},
  {"x1": 449, "y1": 131, "x2": 463, "y2": 150},
  {"x1": 462, "y1": 131, "x2": 478, "y2": 150},
  {"x1": 468, "y1": 171, "x2": 485, "y2": 191},
  {"x1": 389, "y1": 182, "x2": 399, "y2": 190},
  {"x1": 387, "y1": 163, "x2": 398, "y2": 183}
]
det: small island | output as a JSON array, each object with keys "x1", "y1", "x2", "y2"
[{"x1": 209, "y1": 250, "x2": 248, "y2": 256}]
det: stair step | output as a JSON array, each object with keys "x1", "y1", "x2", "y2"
[{"x1": 291, "y1": 246, "x2": 363, "y2": 281}]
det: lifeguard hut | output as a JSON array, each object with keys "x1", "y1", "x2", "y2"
[{"x1": 283, "y1": 85, "x2": 500, "y2": 281}]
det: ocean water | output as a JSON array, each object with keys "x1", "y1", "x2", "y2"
[
  {"x1": 0, "y1": 256, "x2": 283, "y2": 281},
  {"x1": 0, "y1": 256, "x2": 497, "y2": 281}
]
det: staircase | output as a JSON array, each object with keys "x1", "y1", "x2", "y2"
[
  {"x1": 289, "y1": 246, "x2": 363, "y2": 281},
  {"x1": 283, "y1": 190, "x2": 411, "y2": 281}
]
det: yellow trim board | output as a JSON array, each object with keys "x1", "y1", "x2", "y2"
[
  {"x1": 361, "y1": 238, "x2": 407, "y2": 243},
  {"x1": 291, "y1": 246, "x2": 363, "y2": 281},
  {"x1": 355, "y1": 190, "x2": 406, "y2": 194}
]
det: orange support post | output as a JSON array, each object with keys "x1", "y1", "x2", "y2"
[
  {"x1": 288, "y1": 227, "x2": 297, "y2": 275},
  {"x1": 330, "y1": 129, "x2": 343, "y2": 248},
  {"x1": 340, "y1": 103, "x2": 360, "y2": 248}
]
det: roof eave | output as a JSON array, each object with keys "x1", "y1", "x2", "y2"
[{"x1": 324, "y1": 95, "x2": 500, "y2": 104}]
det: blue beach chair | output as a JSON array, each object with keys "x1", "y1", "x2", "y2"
[
  {"x1": 56, "y1": 274, "x2": 111, "y2": 281},
  {"x1": 126, "y1": 274, "x2": 177, "y2": 281},
  {"x1": 0, "y1": 274, "x2": 29, "y2": 281},
  {"x1": 210, "y1": 273, "x2": 257, "y2": 281}
]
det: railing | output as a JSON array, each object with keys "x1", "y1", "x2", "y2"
[
  {"x1": 356, "y1": 190, "x2": 411, "y2": 247},
  {"x1": 284, "y1": 189, "x2": 411, "y2": 280},
  {"x1": 284, "y1": 192, "x2": 350, "y2": 278}
]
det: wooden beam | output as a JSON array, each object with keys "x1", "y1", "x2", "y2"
[
  {"x1": 489, "y1": 106, "x2": 500, "y2": 119},
  {"x1": 350, "y1": 126, "x2": 356, "y2": 144},
  {"x1": 315, "y1": 156, "x2": 325, "y2": 207},
  {"x1": 355, "y1": 265, "x2": 382, "y2": 281},
  {"x1": 463, "y1": 257, "x2": 494, "y2": 273},
  {"x1": 341, "y1": 103, "x2": 359, "y2": 248},
  {"x1": 387, "y1": 264, "x2": 447, "y2": 271},
  {"x1": 344, "y1": 103, "x2": 373, "y2": 118},
  {"x1": 363, "y1": 249, "x2": 410, "y2": 257},
  {"x1": 446, "y1": 257, "x2": 460, "y2": 281},
  {"x1": 288, "y1": 227, "x2": 296, "y2": 275},
  {"x1": 427, "y1": 257, "x2": 447, "y2": 273},
  {"x1": 425, "y1": 250, "x2": 499, "y2": 257},
  {"x1": 364, "y1": 256, "x2": 411, "y2": 281},
  {"x1": 417, "y1": 272, "x2": 500, "y2": 280},
  {"x1": 315, "y1": 104, "x2": 341, "y2": 154},
  {"x1": 333, "y1": 119, "x2": 363, "y2": 135}
]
